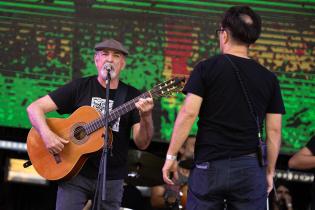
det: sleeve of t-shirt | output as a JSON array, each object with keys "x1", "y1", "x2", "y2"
[
  {"x1": 48, "y1": 80, "x2": 78, "y2": 114},
  {"x1": 266, "y1": 76, "x2": 286, "y2": 114},
  {"x1": 306, "y1": 136, "x2": 315, "y2": 155},
  {"x1": 182, "y1": 61, "x2": 205, "y2": 98}
]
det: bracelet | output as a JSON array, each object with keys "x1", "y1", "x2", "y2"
[
  {"x1": 166, "y1": 154, "x2": 177, "y2": 160},
  {"x1": 287, "y1": 203, "x2": 293, "y2": 208}
]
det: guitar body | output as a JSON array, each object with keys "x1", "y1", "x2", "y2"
[{"x1": 27, "y1": 106, "x2": 112, "y2": 181}]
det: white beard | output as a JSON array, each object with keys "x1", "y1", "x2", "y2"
[{"x1": 101, "y1": 67, "x2": 116, "y2": 81}]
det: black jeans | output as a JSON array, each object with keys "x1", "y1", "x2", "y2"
[{"x1": 187, "y1": 155, "x2": 267, "y2": 210}]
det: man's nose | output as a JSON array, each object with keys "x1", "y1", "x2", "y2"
[{"x1": 106, "y1": 54, "x2": 114, "y2": 62}]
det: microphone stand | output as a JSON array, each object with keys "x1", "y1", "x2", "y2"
[{"x1": 92, "y1": 67, "x2": 111, "y2": 210}]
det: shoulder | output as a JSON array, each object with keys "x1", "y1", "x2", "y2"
[
  {"x1": 63, "y1": 75, "x2": 96, "y2": 86},
  {"x1": 195, "y1": 54, "x2": 223, "y2": 68},
  {"x1": 255, "y1": 62, "x2": 279, "y2": 83},
  {"x1": 191, "y1": 55, "x2": 224, "y2": 77},
  {"x1": 246, "y1": 58, "x2": 275, "y2": 76},
  {"x1": 67, "y1": 75, "x2": 97, "y2": 88},
  {"x1": 229, "y1": 56, "x2": 279, "y2": 82},
  {"x1": 73, "y1": 75, "x2": 97, "y2": 84}
]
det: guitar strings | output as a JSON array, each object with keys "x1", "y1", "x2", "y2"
[{"x1": 64, "y1": 78, "x2": 182, "y2": 139}]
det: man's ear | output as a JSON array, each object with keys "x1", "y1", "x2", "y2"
[
  {"x1": 94, "y1": 53, "x2": 98, "y2": 66},
  {"x1": 223, "y1": 30, "x2": 229, "y2": 44},
  {"x1": 121, "y1": 58, "x2": 126, "y2": 69}
]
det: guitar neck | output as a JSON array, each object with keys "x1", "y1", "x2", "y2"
[{"x1": 85, "y1": 92, "x2": 150, "y2": 134}]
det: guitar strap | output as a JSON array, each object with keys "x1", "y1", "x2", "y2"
[{"x1": 224, "y1": 54, "x2": 266, "y2": 167}]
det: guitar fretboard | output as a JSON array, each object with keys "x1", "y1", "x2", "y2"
[{"x1": 84, "y1": 92, "x2": 150, "y2": 134}]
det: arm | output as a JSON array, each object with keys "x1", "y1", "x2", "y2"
[
  {"x1": 265, "y1": 113, "x2": 282, "y2": 193},
  {"x1": 162, "y1": 93, "x2": 202, "y2": 185},
  {"x1": 27, "y1": 95, "x2": 69, "y2": 154},
  {"x1": 133, "y1": 97, "x2": 154, "y2": 150},
  {"x1": 288, "y1": 147, "x2": 315, "y2": 170}
]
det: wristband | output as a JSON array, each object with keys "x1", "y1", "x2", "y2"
[{"x1": 166, "y1": 154, "x2": 177, "y2": 160}]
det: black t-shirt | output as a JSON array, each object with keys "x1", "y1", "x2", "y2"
[
  {"x1": 183, "y1": 54, "x2": 286, "y2": 163},
  {"x1": 49, "y1": 76, "x2": 141, "y2": 180}
]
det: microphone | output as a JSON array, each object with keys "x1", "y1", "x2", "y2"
[
  {"x1": 102, "y1": 63, "x2": 113, "y2": 72},
  {"x1": 100, "y1": 63, "x2": 115, "y2": 81}
]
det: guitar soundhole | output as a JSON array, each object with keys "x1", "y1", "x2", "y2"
[{"x1": 73, "y1": 126, "x2": 87, "y2": 141}]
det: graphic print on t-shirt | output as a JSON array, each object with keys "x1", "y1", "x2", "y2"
[{"x1": 91, "y1": 97, "x2": 120, "y2": 132}]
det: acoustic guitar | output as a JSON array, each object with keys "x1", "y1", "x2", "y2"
[{"x1": 26, "y1": 77, "x2": 185, "y2": 181}]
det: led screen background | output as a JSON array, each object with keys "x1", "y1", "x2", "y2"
[{"x1": 0, "y1": 0, "x2": 314, "y2": 154}]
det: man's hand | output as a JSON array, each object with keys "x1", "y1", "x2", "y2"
[
  {"x1": 266, "y1": 171, "x2": 274, "y2": 194},
  {"x1": 162, "y1": 159, "x2": 178, "y2": 185},
  {"x1": 26, "y1": 94, "x2": 68, "y2": 155},
  {"x1": 135, "y1": 97, "x2": 154, "y2": 117},
  {"x1": 132, "y1": 97, "x2": 154, "y2": 150},
  {"x1": 41, "y1": 130, "x2": 69, "y2": 155}
]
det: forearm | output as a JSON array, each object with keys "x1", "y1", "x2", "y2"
[
  {"x1": 162, "y1": 94, "x2": 201, "y2": 185},
  {"x1": 134, "y1": 112, "x2": 154, "y2": 149},
  {"x1": 167, "y1": 106, "x2": 197, "y2": 156},
  {"x1": 27, "y1": 103, "x2": 51, "y2": 136},
  {"x1": 27, "y1": 96, "x2": 68, "y2": 154},
  {"x1": 266, "y1": 130, "x2": 281, "y2": 175},
  {"x1": 265, "y1": 114, "x2": 282, "y2": 176},
  {"x1": 27, "y1": 95, "x2": 58, "y2": 137},
  {"x1": 289, "y1": 154, "x2": 315, "y2": 170}
]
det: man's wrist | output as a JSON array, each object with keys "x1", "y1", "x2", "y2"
[
  {"x1": 166, "y1": 154, "x2": 177, "y2": 160},
  {"x1": 139, "y1": 110, "x2": 151, "y2": 116},
  {"x1": 266, "y1": 167, "x2": 275, "y2": 176},
  {"x1": 139, "y1": 110, "x2": 152, "y2": 120}
]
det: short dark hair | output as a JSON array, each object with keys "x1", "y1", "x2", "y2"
[{"x1": 221, "y1": 6, "x2": 261, "y2": 45}]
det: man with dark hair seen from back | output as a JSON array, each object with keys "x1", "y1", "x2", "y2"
[{"x1": 162, "y1": 6, "x2": 285, "y2": 210}]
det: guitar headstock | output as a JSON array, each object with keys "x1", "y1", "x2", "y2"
[{"x1": 150, "y1": 77, "x2": 186, "y2": 98}]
